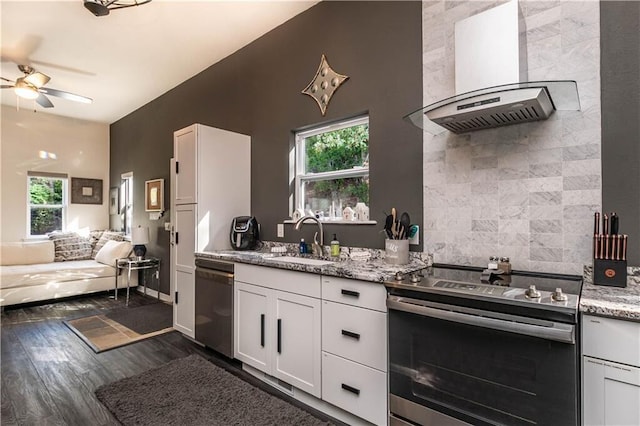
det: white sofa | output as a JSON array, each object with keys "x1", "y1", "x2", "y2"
[{"x1": 0, "y1": 240, "x2": 136, "y2": 307}]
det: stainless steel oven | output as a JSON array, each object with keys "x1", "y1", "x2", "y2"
[{"x1": 385, "y1": 265, "x2": 582, "y2": 426}]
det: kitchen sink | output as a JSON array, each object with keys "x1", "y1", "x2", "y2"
[{"x1": 273, "y1": 256, "x2": 335, "y2": 266}]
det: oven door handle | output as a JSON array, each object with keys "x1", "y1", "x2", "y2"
[{"x1": 387, "y1": 296, "x2": 575, "y2": 344}]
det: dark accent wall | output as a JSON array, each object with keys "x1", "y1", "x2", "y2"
[
  {"x1": 110, "y1": 2, "x2": 423, "y2": 294},
  {"x1": 600, "y1": 1, "x2": 640, "y2": 265}
]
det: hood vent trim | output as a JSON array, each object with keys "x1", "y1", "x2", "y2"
[{"x1": 405, "y1": 80, "x2": 580, "y2": 135}]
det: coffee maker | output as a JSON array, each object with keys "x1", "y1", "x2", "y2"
[{"x1": 229, "y1": 216, "x2": 260, "y2": 250}]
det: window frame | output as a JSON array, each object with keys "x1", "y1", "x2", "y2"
[
  {"x1": 294, "y1": 115, "x2": 369, "y2": 215},
  {"x1": 26, "y1": 172, "x2": 68, "y2": 237},
  {"x1": 121, "y1": 172, "x2": 133, "y2": 237}
]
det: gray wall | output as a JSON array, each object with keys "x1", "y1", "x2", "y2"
[
  {"x1": 110, "y1": 2, "x2": 423, "y2": 294},
  {"x1": 600, "y1": 1, "x2": 640, "y2": 265}
]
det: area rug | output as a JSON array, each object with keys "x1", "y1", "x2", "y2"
[
  {"x1": 95, "y1": 354, "x2": 334, "y2": 426},
  {"x1": 64, "y1": 302, "x2": 173, "y2": 353}
]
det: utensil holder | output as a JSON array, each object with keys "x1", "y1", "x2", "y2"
[
  {"x1": 593, "y1": 259, "x2": 627, "y2": 288},
  {"x1": 385, "y1": 239, "x2": 409, "y2": 265}
]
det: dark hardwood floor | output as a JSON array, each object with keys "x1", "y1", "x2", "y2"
[{"x1": 1, "y1": 293, "x2": 340, "y2": 426}]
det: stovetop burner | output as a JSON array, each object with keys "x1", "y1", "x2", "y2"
[{"x1": 385, "y1": 263, "x2": 583, "y2": 317}]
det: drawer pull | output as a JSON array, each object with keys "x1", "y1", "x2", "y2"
[
  {"x1": 277, "y1": 319, "x2": 282, "y2": 354},
  {"x1": 341, "y1": 289, "x2": 360, "y2": 298},
  {"x1": 260, "y1": 314, "x2": 265, "y2": 347},
  {"x1": 341, "y1": 383, "x2": 360, "y2": 396},
  {"x1": 341, "y1": 329, "x2": 361, "y2": 340}
]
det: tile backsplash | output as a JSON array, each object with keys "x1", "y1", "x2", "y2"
[{"x1": 421, "y1": 0, "x2": 601, "y2": 275}]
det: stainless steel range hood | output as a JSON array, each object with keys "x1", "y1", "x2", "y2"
[
  {"x1": 405, "y1": 80, "x2": 580, "y2": 134},
  {"x1": 406, "y1": 0, "x2": 580, "y2": 135}
]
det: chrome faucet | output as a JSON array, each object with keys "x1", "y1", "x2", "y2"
[{"x1": 294, "y1": 215, "x2": 324, "y2": 257}]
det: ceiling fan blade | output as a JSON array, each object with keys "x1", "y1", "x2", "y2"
[
  {"x1": 1, "y1": 76, "x2": 15, "y2": 83},
  {"x1": 36, "y1": 93, "x2": 54, "y2": 108},
  {"x1": 1, "y1": 84, "x2": 16, "y2": 89},
  {"x1": 39, "y1": 87, "x2": 92, "y2": 104},
  {"x1": 24, "y1": 71, "x2": 50, "y2": 88}
]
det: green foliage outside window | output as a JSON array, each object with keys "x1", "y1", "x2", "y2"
[
  {"x1": 304, "y1": 123, "x2": 369, "y2": 205},
  {"x1": 29, "y1": 177, "x2": 63, "y2": 235}
]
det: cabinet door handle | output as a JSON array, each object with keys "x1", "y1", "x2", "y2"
[
  {"x1": 341, "y1": 289, "x2": 360, "y2": 298},
  {"x1": 277, "y1": 319, "x2": 282, "y2": 354},
  {"x1": 260, "y1": 314, "x2": 265, "y2": 347},
  {"x1": 174, "y1": 291, "x2": 178, "y2": 304},
  {"x1": 175, "y1": 161, "x2": 179, "y2": 174},
  {"x1": 341, "y1": 329, "x2": 360, "y2": 340},
  {"x1": 175, "y1": 232, "x2": 179, "y2": 245},
  {"x1": 341, "y1": 383, "x2": 360, "y2": 396}
]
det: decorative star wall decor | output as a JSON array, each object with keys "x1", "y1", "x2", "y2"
[{"x1": 301, "y1": 55, "x2": 349, "y2": 116}]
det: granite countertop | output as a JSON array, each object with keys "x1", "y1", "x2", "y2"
[
  {"x1": 580, "y1": 266, "x2": 640, "y2": 322},
  {"x1": 196, "y1": 249, "x2": 429, "y2": 284}
]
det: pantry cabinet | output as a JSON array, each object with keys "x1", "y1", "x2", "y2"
[
  {"x1": 171, "y1": 123, "x2": 250, "y2": 339},
  {"x1": 582, "y1": 315, "x2": 640, "y2": 426},
  {"x1": 234, "y1": 264, "x2": 321, "y2": 398}
]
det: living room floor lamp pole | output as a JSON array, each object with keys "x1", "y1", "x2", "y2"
[{"x1": 132, "y1": 226, "x2": 150, "y2": 260}]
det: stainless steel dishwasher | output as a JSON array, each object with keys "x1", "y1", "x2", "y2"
[{"x1": 195, "y1": 258, "x2": 234, "y2": 358}]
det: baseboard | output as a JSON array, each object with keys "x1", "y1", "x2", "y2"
[{"x1": 134, "y1": 286, "x2": 172, "y2": 303}]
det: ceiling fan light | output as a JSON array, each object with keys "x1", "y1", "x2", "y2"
[
  {"x1": 14, "y1": 80, "x2": 39, "y2": 100},
  {"x1": 84, "y1": 0, "x2": 110, "y2": 16}
]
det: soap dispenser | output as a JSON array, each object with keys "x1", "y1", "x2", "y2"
[{"x1": 330, "y1": 234, "x2": 340, "y2": 257}]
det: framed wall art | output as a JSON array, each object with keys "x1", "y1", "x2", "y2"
[
  {"x1": 71, "y1": 177, "x2": 103, "y2": 204},
  {"x1": 145, "y1": 179, "x2": 164, "y2": 212}
]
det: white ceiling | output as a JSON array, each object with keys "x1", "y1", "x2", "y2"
[{"x1": 1, "y1": 0, "x2": 318, "y2": 124}]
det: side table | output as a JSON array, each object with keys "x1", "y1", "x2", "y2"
[{"x1": 115, "y1": 257, "x2": 161, "y2": 306}]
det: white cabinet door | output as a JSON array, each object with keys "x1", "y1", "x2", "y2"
[
  {"x1": 173, "y1": 204, "x2": 195, "y2": 337},
  {"x1": 235, "y1": 282, "x2": 270, "y2": 371},
  {"x1": 584, "y1": 356, "x2": 640, "y2": 426},
  {"x1": 174, "y1": 125, "x2": 197, "y2": 205},
  {"x1": 273, "y1": 291, "x2": 321, "y2": 398}
]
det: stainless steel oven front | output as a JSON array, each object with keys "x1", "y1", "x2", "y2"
[{"x1": 387, "y1": 295, "x2": 580, "y2": 426}]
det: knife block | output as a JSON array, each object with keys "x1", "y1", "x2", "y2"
[{"x1": 593, "y1": 259, "x2": 627, "y2": 288}]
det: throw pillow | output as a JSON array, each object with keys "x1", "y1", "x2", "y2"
[
  {"x1": 88, "y1": 230, "x2": 105, "y2": 252},
  {"x1": 48, "y1": 232, "x2": 92, "y2": 262},
  {"x1": 95, "y1": 240, "x2": 133, "y2": 266},
  {"x1": 91, "y1": 231, "x2": 125, "y2": 259}
]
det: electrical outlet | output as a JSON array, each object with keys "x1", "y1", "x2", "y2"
[
  {"x1": 164, "y1": 222, "x2": 171, "y2": 231},
  {"x1": 277, "y1": 223, "x2": 284, "y2": 238}
]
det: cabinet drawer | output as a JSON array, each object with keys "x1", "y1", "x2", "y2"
[
  {"x1": 583, "y1": 315, "x2": 640, "y2": 366},
  {"x1": 235, "y1": 264, "x2": 321, "y2": 298},
  {"x1": 322, "y1": 276, "x2": 387, "y2": 312},
  {"x1": 322, "y1": 352, "x2": 387, "y2": 426},
  {"x1": 322, "y1": 300, "x2": 387, "y2": 371}
]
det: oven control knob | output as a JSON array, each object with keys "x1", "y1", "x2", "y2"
[
  {"x1": 394, "y1": 271, "x2": 404, "y2": 281},
  {"x1": 410, "y1": 272, "x2": 421, "y2": 283},
  {"x1": 552, "y1": 287, "x2": 568, "y2": 302},
  {"x1": 525, "y1": 285, "x2": 541, "y2": 299}
]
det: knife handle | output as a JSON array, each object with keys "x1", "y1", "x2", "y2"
[
  {"x1": 603, "y1": 214, "x2": 609, "y2": 235},
  {"x1": 594, "y1": 212, "x2": 600, "y2": 235},
  {"x1": 622, "y1": 235, "x2": 627, "y2": 261},
  {"x1": 610, "y1": 213, "x2": 619, "y2": 235},
  {"x1": 593, "y1": 234, "x2": 598, "y2": 259}
]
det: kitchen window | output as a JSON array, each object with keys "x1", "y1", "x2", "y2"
[
  {"x1": 27, "y1": 171, "x2": 67, "y2": 236},
  {"x1": 294, "y1": 116, "x2": 369, "y2": 220}
]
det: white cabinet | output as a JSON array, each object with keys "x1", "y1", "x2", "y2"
[
  {"x1": 321, "y1": 276, "x2": 388, "y2": 426},
  {"x1": 234, "y1": 264, "x2": 321, "y2": 398},
  {"x1": 582, "y1": 315, "x2": 640, "y2": 426},
  {"x1": 171, "y1": 124, "x2": 250, "y2": 339},
  {"x1": 173, "y1": 204, "x2": 196, "y2": 337}
]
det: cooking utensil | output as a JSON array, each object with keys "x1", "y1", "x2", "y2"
[
  {"x1": 391, "y1": 208, "x2": 397, "y2": 239},
  {"x1": 399, "y1": 212, "x2": 410, "y2": 240},
  {"x1": 384, "y1": 214, "x2": 393, "y2": 239}
]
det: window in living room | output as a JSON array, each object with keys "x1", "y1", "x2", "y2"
[
  {"x1": 294, "y1": 115, "x2": 369, "y2": 220},
  {"x1": 121, "y1": 172, "x2": 133, "y2": 236},
  {"x1": 27, "y1": 171, "x2": 67, "y2": 236}
]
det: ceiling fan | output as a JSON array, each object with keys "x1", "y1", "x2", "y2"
[{"x1": 1, "y1": 64, "x2": 92, "y2": 108}]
